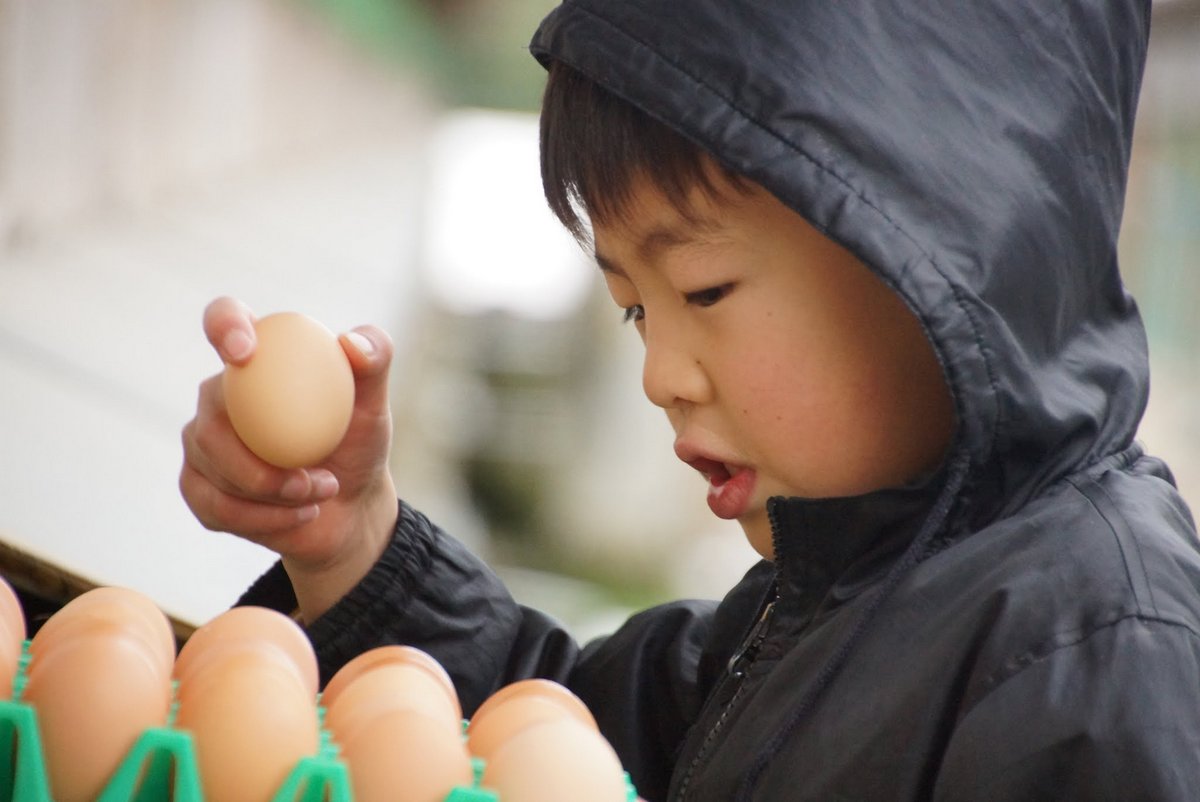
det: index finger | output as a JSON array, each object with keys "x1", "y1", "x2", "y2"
[{"x1": 203, "y1": 296, "x2": 258, "y2": 366}]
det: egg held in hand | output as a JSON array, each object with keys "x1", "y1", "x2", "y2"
[{"x1": 222, "y1": 312, "x2": 355, "y2": 469}]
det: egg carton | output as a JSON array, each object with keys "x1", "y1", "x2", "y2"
[
  {"x1": 0, "y1": 703, "x2": 498, "y2": 802},
  {"x1": 1, "y1": 644, "x2": 638, "y2": 802}
]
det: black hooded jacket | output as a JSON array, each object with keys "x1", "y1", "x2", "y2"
[{"x1": 242, "y1": 1, "x2": 1200, "y2": 799}]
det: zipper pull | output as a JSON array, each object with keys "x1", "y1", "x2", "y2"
[{"x1": 727, "y1": 600, "x2": 776, "y2": 679}]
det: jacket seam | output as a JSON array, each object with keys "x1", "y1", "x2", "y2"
[
  {"x1": 976, "y1": 612, "x2": 1200, "y2": 700},
  {"x1": 1065, "y1": 472, "x2": 1159, "y2": 616},
  {"x1": 947, "y1": 615, "x2": 1200, "y2": 798}
]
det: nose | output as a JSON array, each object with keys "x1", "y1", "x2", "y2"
[{"x1": 641, "y1": 322, "x2": 712, "y2": 410}]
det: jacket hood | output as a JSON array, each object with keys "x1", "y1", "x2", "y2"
[{"x1": 531, "y1": 0, "x2": 1153, "y2": 530}]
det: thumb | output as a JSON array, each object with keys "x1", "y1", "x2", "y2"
[
  {"x1": 340, "y1": 326, "x2": 394, "y2": 414},
  {"x1": 203, "y1": 296, "x2": 257, "y2": 365}
]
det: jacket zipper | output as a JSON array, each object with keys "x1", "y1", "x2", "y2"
[
  {"x1": 672, "y1": 503, "x2": 790, "y2": 802},
  {"x1": 671, "y1": 592, "x2": 777, "y2": 801}
]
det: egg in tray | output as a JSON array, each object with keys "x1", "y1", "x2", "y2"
[{"x1": 0, "y1": 581, "x2": 637, "y2": 802}]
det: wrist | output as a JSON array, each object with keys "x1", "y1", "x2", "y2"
[{"x1": 282, "y1": 472, "x2": 398, "y2": 624}]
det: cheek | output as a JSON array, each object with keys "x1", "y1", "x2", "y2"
[
  {"x1": 729, "y1": 354, "x2": 816, "y2": 444},
  {"x1": 731, "y1": 350, "x2": 876, "y2": 496}
]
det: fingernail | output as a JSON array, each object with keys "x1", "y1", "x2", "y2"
[
  {"x1": 345, "y1": 331, "x2": 374, "y2": 358},
  {"x1": 296, "y1": 505, "x2": 320, "y2": 523},
  {"x1": 280, "y1": 473, "x2": 308, "y2": 501},
  {"x1": 312, "y1": 472, "x2": 339, "y2": 499},
  {"x1": 224, "y1": 329, "x2": 253, "y2": 362}
]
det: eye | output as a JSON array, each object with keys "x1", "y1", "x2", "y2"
[
  {"x1": 685, "y1": 283, "x2": 734, "y2": 308},
  {"x1": 621, "y1": 304, "x2": 645, "y2": 324}
]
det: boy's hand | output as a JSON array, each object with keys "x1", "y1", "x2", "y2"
[{"x1": 180, "y1": 297, "x2": 399, "y2": 621}]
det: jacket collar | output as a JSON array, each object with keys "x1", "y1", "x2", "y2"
[{"x1": 767, "y1": 467, "x2": 946, "y2": 617}]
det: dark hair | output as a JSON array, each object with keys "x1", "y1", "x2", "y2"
[{"x1": 539, "y1": 60, "x2": 746, "y2": 243}]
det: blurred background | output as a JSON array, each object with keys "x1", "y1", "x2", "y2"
[{"x1": 0, "y1": 0, "x2": 1196, "y2": 639}]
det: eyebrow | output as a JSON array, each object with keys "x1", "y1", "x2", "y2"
[
  {"x1": 594, "y1": 221, "x2": 719, "y2": 276},
  {"x1": 594, "y1": 251, "x2": 622, "y2": 275}
]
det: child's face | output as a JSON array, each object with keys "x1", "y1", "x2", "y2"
[{"x1": 593, "y1": 169, "x2": 955, "y2": 559}]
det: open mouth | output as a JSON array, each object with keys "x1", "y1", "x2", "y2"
[
  {"x1": 687, "y1": 456, "x2": 738, "y2": 487},
  {"x1": 680, "y1": 454, "x2": 756, "y2": 520}
]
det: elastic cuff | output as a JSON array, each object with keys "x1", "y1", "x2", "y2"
[{"x1": 304, "y1": 499, "x2": 436, "y2": 683}]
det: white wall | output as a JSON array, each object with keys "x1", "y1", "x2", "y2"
[{"x1": 0, "y1": 0, "x2": 436, "y2": 627}]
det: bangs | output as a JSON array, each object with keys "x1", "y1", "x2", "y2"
[{"x1": 539, "y1": 61, "x2": 743, "y2": 243}]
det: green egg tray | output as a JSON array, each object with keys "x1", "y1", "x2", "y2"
[
  {"x1": 1, "y1": 643, "x2": 637, "y2": 802},
  {"x1": 0, "y1": 704, "x2": 502, "y2": 802}
]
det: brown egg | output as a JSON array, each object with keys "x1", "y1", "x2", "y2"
[
  {"x1": 467, "y1": 678, "x2": 598, "y2": 760},
  {"x1": 324, "y1": 662, "x2": 462, "y2": 747},
  {"x1": 222, "y1": 312, "x2": 355, "y2": 468},
  {"x1": 22, "y1": 623, "x2": 172, "y2": 802},
  {"x1": 174, "y1": 606, "x2": 317, "y2": 698},
  {"x1": 480, "y1": 718, "x2": 628, "y2": 802},
  {"x1": 321, "y1": 644, "x2": 460, "y2": 719},
  {"x1": 0, "y1": 574, "x2": 26, "y2": 649},
  {"x1": 0, "y1": 638, "x2": 17, "y2": 702},
  {"x1": 174, "y1": 649, "x2": 319, "y2": 802},
  {"x1": 336, "y1": 708, "x2": 473, "y2": 802},
  {"x1": 0, "y1": 575, "x2": 25, "y2": 700},
  {"x1": 29, "y1": 586, "x2": 175, "y2": 679}
]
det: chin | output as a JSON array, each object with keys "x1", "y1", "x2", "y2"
[{"x1": 739, "y1": 518, "x2": 776, "y2": 561}]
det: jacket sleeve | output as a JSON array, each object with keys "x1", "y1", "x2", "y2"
[
  {"x1": 242, "y1": 500, "x2": 565, "y2": 711},
  {"x1": 932, "y1": 615, "x2": 1200, "y2": 801},
  {"x1": 239, "y1": 499, "x2": 755, "y2": 799}
]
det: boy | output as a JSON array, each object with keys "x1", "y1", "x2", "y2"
[{"x1": 180, "y1": 0, "x2": 1200, "y2": 799}]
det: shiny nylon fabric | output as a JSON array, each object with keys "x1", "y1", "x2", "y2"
[{"x1": 531, "y1": 0, "x2": 1151, "y2": 528}]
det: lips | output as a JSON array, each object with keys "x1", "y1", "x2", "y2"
[
  {"x1": 675, "y1": 442, "x2": 757, "y2": 520},
  {"x1": 687, "y1": 456, "x2": 733, "y2": 485}
]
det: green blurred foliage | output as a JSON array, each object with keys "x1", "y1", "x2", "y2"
[
  {"x1": 301, "y1": 0, "x2": 556, "y2": 110},
  {"x1": 1123, "y1": 130, "x2": 1200, "y2": 355}
]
